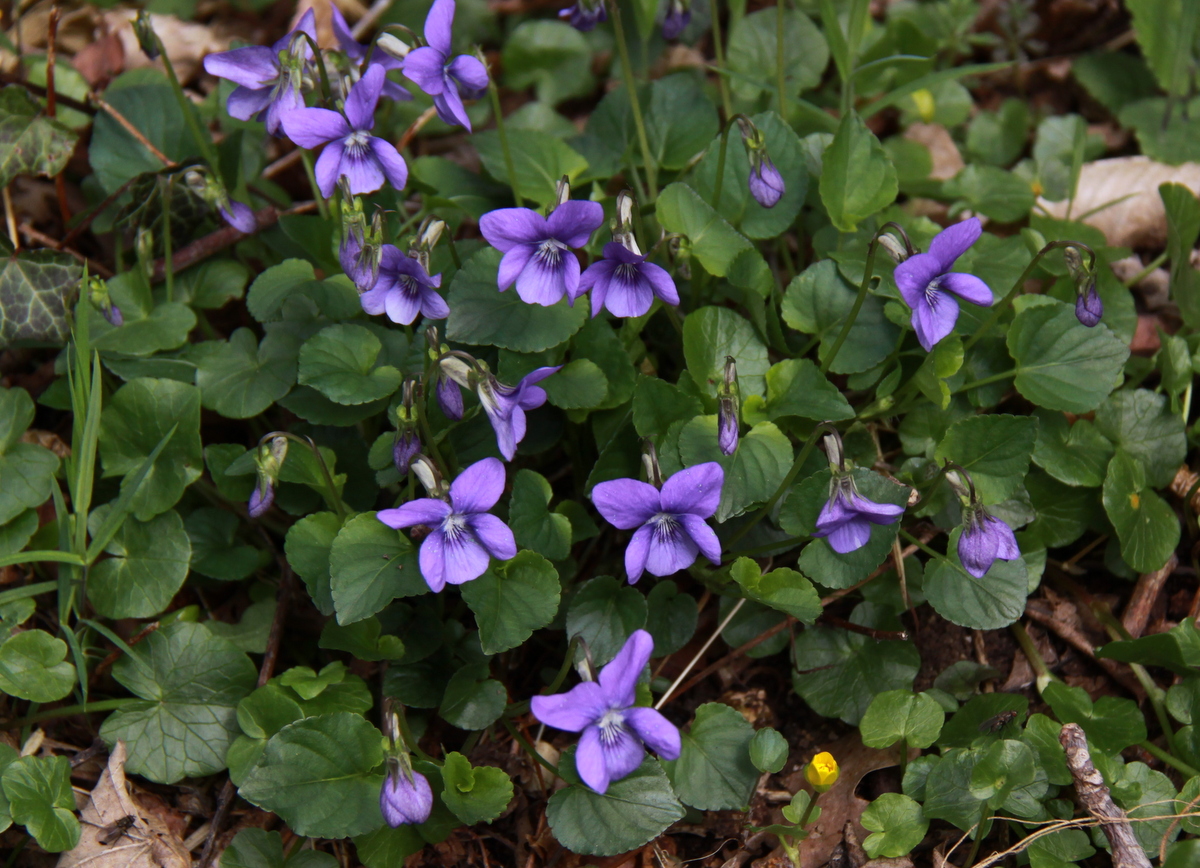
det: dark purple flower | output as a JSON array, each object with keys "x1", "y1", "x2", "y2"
[
  {"x1": 360, "y1": 246, "x2": 448, "y2": 324},
  {"x1": 559, "y1": 0, "x2": 606, "y2": 31},
  {"x1": 592, "y1": 463, "x2": 723, "y2": 584},
  {"x1": 1075, "y1": 281, "x2": 1103, "y2": 327},
  {"x1": 748, "y1": 157, "x2": 785, "y2": 208},
  {"x1": 577, "y1": 242, "x2": 679, "y2": 318},
  {"x1": 330, "y1": 5, "x2": 412, "y2": 102},
  {"x1": 480, "y1": 202, "x2": 605, "y2": 306},
  {"x1": 340, "y1": 230, "x2": 379, "y2": 292},
  {"x1": 894, "y1": 217, "x2": 993, "y2": 352},
  {"x1": 477, "y1": 366, "x2": 561, "y2": 460},
  {"x1": 377, "y1": 457, "x2": 516, "y2": 591},
  {"x1": 393, "y1": 431, "x2": 421, "y2": 474},
  {"x1": 958, "y1": 509, "x2": 1020, "y2": 579},
  {"x1": 203, "y1": 9, "x2": 315, "y2": 135},
  {"x1": 403, "y1": 0, "x2": 489, "y2": 131},
  {"x1": 813, "y1": 474, "x2": 904, "y2": 554},
  {"x1": 531, "y1": 630, "x2": 680, "y2": 794},
  {"x1": 661, "y1": 0, "x2": 690, "y2": 39},
  {"x1": 380, "y1": 764, "x2": 433, "y2": 826},
  {"x1": 248, "y1": 482, "x2": 274, "y2": 518},
  {"x1": 718, "y1": 400, "x2": 738, "y2": 456},
  {"x1": 281, "y1": 65, "x2": 408, "y2": 198},
  {"x1": 104, "y1": 305, "x2": 124, "y2": 327},
  {"x1": 220, "y1": 201, "x2": 256, "y2": 234},
  {"x1": 437, "y1": 373, "x2": 464, "y2": 420}
]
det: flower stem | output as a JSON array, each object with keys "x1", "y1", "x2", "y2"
[
  {"x1": 486, "y1": 71, "x2": 523, "y2": 207},
  {"x1": 155, "y1": 34, "x2": 220, "y2": 171},
  {"x1": 1009, "y1": 621, "x2": 1053, "y2": 684},
  {"x1": 819, "y1": 227, "x2": 883, "y2": 376},
  {"x1": 266, "y1": 432, "x2": 346, "y2": 520},
  {"x1": 962, "y1": 240, "x2": 1095, "y2": 352},
  {"x1": 725, "y1": 424, "x2": 827, "y2": 546},
  {"x1": 3, "y1": 697, "x2": 141, "y2": 729},
  {"x1": 797, "y1": 792, "x2": 819, "y2": 827},
  {"x1": 775, "y1": 0, "x2": 787, "y2": 116},
  {"x1": 710, "y1": 0, "x2": 733, "y2": 118},
  {"x1": 1141, "y1": 740, "x2": 1200, "y2": 778},
  {"x1": 609, "y1": 0, "x2": 657, "y2": 198},
  {"x1": 953, "y1": 369, "x2": 1017, "y2": 395},
  {"x1": 965, "y1": 804, "x2": 990, "y2": 868},
  {"x1": 502, "y1": 717, "x2": 562, "y2": 780},
  {"x1": 300, "y1": 150, "x2": 329, "y2": 220},
  {"x1": 712, "y1": 122, "x2": 731, "y2": 211}
]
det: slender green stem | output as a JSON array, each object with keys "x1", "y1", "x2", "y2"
[
  {"x1": 963, "y1": 240, "x2": 1094, "y2": 352},
  {"x1": 1009, "y1": 621, "x2": 1054, "y2": 682},
  {"x1": 775, "y1": 0, "x2": 787, "y2": 116},
  {"x1": 609, "y1": 0, "x2": 657, "y2": 198},
  {"x1": 2, "y1": 835, "x2": 29, "y2": 868},
  {"x1": 161, "y1": 175, "x2": 174, "y2": 302},
  {"x1": 965, "y1": 804, "x2": 990, "y2": 868},
  {"x1": 155, "y1": 34, "x2": 219, "y2": 170},
  {"x1": 1141, "y1": 740, "x2": 1200, "y2": 778},
  {"x1": 1124, "y1": 250, "x2": 1168, "y2": 287},
  {"x1": 797, "y1": 792, "x2": 819, "y2": 828},
  {"x1": 396, "y1": 705, "x2": 434, "y2": 763},
  {"x1": 299, "y1": 151, "x2": 328, "y2": 220},
  {"x1": 415, "y1": 390, "x2": 453, "y2": 477},
  {"x1": 0, "y1": 581, "x2": 56, "y2": 603},
  {"x1": 268, "y1": 433, "x2": 346, "y2": 520},
  {"x1": 710, "y1": 0, "x2": 733, "y2": 117},
  {"x1": 502, "y1": 717, "x2": 562, "y2": 780},
  {"x1": 819, "y1": 231, "x2": 881, "y2": 376},
  {"x1": 953, "y1": 369, "x2": 1017, "y2": 395},
  {"x1": 0, "y1": 550, "x2": 83, "y2": 568},
  {"x1": 726, "y1": 425, "x2": 827, "y2": 546},
  {"x1": 487, "y1": 73, "x2": 522, "y2": 207},
  {"x1": 3, "y1": 697, "x2": 141, "y2": 729},
  {"x1": 712, "y1": 123, "x2": 731, "y2": 211}
]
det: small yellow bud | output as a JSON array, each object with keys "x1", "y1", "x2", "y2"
[
  {"x1": 805, "y1": 751, "x2": 839, "y2": 792},
  {"x1": 911, "y1": 89, "x2": 935, "y2": 123}
]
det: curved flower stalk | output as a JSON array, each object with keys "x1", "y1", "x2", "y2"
[
  {"x1": 480, "y1": 198, "x2": 605, "y2": 306},
  {"x1": 948, "y1": 465, "x2": 1020, "y2": 578},
  {"x1": 592, "y1": 462, "x2": 723, "y2": 583},
  {"x1": 281, "y1": 65, "x2": 408, "y2": 197},
  {"x1": 203, "y1": 9, "x2": 315, "y2": 135},
  {"x1": 249, "y1": 436, "x2": 288, "y2": 518},
  {"x1": 812, "y1": 428, "x2": 903, "y2": 554},
  {"x1": 377, "y1": 457, "x2": 516, "y2": 591},
  {"x1": 893, "y1": 217, "x2": 993, "y2": 351},
  {"x1": 531, "y1": 630, "x2": 680, "y2": 794},
  {"x1": 403, "y1": 0, "x2": 489, "y2": 130},
  {"x1": 577, "y1": 191, "x2": 678, "y2": 317},
  {"x1": 360, "y1": 246, "x2": 448, "y2": 324},
  {"x1": 734, "y1": 118, "x2": 785, "y2": 208},
  {"x1": 330, "y1": 5, "x2": 411, "y2": 102},
  {"x1": 185, "y1": 168, "x2": 255, "y2": 233}
]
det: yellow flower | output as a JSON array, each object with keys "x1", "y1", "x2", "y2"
[
  {"x1": 805, "y1": 751, "x2": 839, "y2": 792},
  {"x1": 911, "y1": 89, "x2": 936, "y2": 123}
]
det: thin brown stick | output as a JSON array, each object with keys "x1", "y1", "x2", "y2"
[
  {"x1": 262, "y1": 148, "x2": 303, "y2": 180},
  {"x1": 92, "y1": 98, "x2": 173, "y2": 167},
  {"x1": 90, "y1": 621, "x2": 159, "y2": 684},
  {"x1": 1059, "y1": 722, "x2": 1151, "y2": 868},
  {"x1": 61, "y1": 176, "x2": 138, "y2": 247},
  {"x1": 820, "y1": 613, "x2": 907, "y2": 641},
  {"x1": 1122, "y1": 554, "x2": 1177, "y2": 639},
  {"x1": 1024, "y1": 601, "x2": 1143, "y2": 698},
  {"x1": 399, "y1": 105, "x2": 440, "y2": 150},
  {"x1": 18, "y1": 223, "x2": 114, "y2": 277},
  {"x1": 0, "y1": 76, "x2": 96, "y2": 116}
]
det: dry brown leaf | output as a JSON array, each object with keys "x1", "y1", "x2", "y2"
[
  {"x1": 293, "y1": 0, "x2": 337, "y2": 49},
  {"x1": 903, "y1": 124, "x2": 965, "y2": 181},
  {"x1": 1038, "y1": 156, "x2": 1200, "y2": 249},
  {"x1": 57, "y1": 741, "x2": 191, "y2": 868},
  {"x1": 100, "y1": 11, "x2": 228, "y2": 85}
]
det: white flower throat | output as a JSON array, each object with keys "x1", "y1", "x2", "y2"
[
  {"x1": 650, "y1": 512, "x2": 679, "y2": 540},
  {"x1": 924, "y1": 275, "x2": 944, "y2": 306},
  {"x1": 536, "y1": 238, "x2": 567, "y2": 265},
  {"x1": 441, "y1": 513, "x2": 467, "y2": 541},
  {"x1": 597, "y1": 708, "x2": 626, "y2": 745},
  {"x1": 344, "y1": 129, "x2": 372, "y2": 156}
]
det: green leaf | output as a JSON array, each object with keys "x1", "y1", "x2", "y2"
[
  {"x1": 284, "y1": 512, "x2": 343, "y2": 616},
  {"x1": 944, "y1": 165, "x2": 1035, "y2": 223},
  {"x1": 683, "y1": 306, "x2": 769, "y2": 398},
  {"x1": 100, "y1": 622, "x2": 257, "y2": 783},
  {"x1": 546, "y1": 751, "x2": 685, "y2": 857},
  {"x1": 329, "y1": 513, "x2": 423, "y2": 626},
  {"x1": 632, "y1": 377, "x2": 703, "y2": 440},
  {"x1": 781, "y1": 260, "x2": 899, "y2": 374},
  {"x1": 0, "y1": 86, "x2": 76, "y2": 186},
  {"x1": 1095, "y1": 389, "x2": 1187, "y2": 488},
  {"x1": 729, "y1": 558, "x2": 822, "y2": 623},
  {"x1": 502, "y1": 20, "x2": 594, "y2": 106},
  {"x1": 440, "y1": 752, "x2": 514, "y2": 825},
  {"x1": 447, "y1": 248, "x2": 587, "y2": 352},
  {"x1": 508, "y1": 470, "x2": 573, "y2": 560},
  {"x1": 571, "y1": 317, "x2": 637, "y2": 410},
  {"x1": 187, "y1": 507, "x2": 267, "y2": 581},
  {"x1": 1043, "y1": 681, "x2": 1148, "y2": 755},
  {"x1": 462, "y1": 551, "x2": 560, "y2": 655},
  {"x1": 861, "y1": 793, "x2": 928, "y2": 858},
  {"x1": 922, "y1": 748, "x2": 985, "y2": 832},
  {"x1": 749, "y1": 727, "x2": 789, "y2": 774},
  {"x1": 0, "y1": 250, "x2": 76, "y2": 347},
  {"x1": 657, "y1": 183, "x2": 753, "y2": 277},
  {"x1": 1, "y1": 756, "x2": 78, "y2": 852},
  {"x1": 0, "y1": 388, "x2": 59, "y2": 524},
  {"x1": 1103, "y1": 449, "x2": 1181, "y2": 573},
  {"x1": 1008, "y1": 300, "x2": 1129, "y2": 412},
  {"x1": 88, "y1": 70, "x2": 193, "y2": 193},
  {"x1": 665, "y1": 702, "x2": 759, "y2": 810},
  {"x1": 678, "y1": 418, "x2": 792, "y2": 522},
  {"x1": 1098, "y1": 620, "x2": 1200, "y2": 676},
  {"x1": 938, "y1": 693, "x2": 1028, "y2": 749},
  {"x1": 176, "y1": 259, "x2": 250, "y2": 310},
  {"x1": 820, "y1": 113, "x2": 898, "y2": 232},
  {"x1": 969, "y1": 739, "x2": 1040, "y2": 806},
  {"x1": 542, "y1": 359, "x2": 607, "y2": 410},
  {"x1": 644, "y1": 581, "x2": 698, "y2": 656},
  {"x1": 645, "y1": 74, "x2": 720, "y2": 171},
  {"x1": 206, "y1": 598, "x2": 276, "y2": 654},
  {"x1": 0, "y1": 629, "x2": 74, "y2": 702},
  {"x1": 763, "y1": 358, "x2": 854, "y2": 422},
  {"x1": 238, "y1": 712, "x2": 385, "y2": 838},
  {"x1": 319, "y1": 617, "x2": 404, "y2": 661},
  {"x1": 297, "y1": 324, "x2": 401, "y2": 407},
  {"x1": 474, "y1": 129, "x2": 589, "y2": 206},
  {"x1": 1127, "y1": 0, "x2": 1197, "y2": 97},
  {"x1": 859, "y1": 690, "x2": 945, "y2": 750},
  {"x1": 440, "y1": 663, "x2": 507, "y2": 730},
  {"x1": 99, "y1": 377, "x2": 203, "y2": 520},
  {"x1": 934, "y1": 414, "x2": 1038, "y2": 503},
  {"x1": 1030, "y1": 409, "x2": 1113, "y2": 488},
  {"x1": 565, "y1": 576, "x2": 647, "y2": 665},
  {"x1": 195, "y1": 328, "x2": 297, "y2": 419},
  {"x1": 88, "y1": 507, "x2": 191, "y2": 619},
  {"x1": 923, "y1": 529, "x2": 1028, "y2": 630},
  {"x1": 279, "y1": 661, "x2": 346, "y2": 701},
  {"x1": 1115, "y1": 761, "x2": 1179, "y2": 856},
  {"x1": 220, "y1": 828, "x2": 339, "y2": 868},
  {"x1": 726, "y1": 8, "x2": 828, "y2": 102}
]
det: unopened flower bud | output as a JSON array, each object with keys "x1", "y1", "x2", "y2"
[
  {"x1": 393, "y1": 431, "x2": 421, "y2": 474},
  {"x1": 380, "y1": 758, "x2": 433, "y2": 827},
  {"x1": 411, "y1": 456, "x2": 446, "y2": 499},
  {"x1": 1075, "y1": 280, "x2": 1102, "y2": 327},
  {"x1": 439, "y1": 354, "x2": 474, "y2": 389},
  {"x1": 878, "y1": 233, "x2": 909, "y2": 264},
  {"x1": 376, "y1": 31, "x2": 411, "y2": 60},
  {"x1": 661, "y1": 0, "x2": 690, "y2": 39},
  {"x1": 748, "y1": 157, "x2": 785, "y2": 209},
  {"x1": 87, "y1": 276, "x2": 123, "y2": 327},
  {"x1": 613, "y1": 190, "x2": 641, "y2": 255},
  {"x1": 559, "y1": 0, "x2": 606, "y2": 31},
  {"x1": 133, "y1": 10, "x2": 161, "y2": 60},
  {"x1": 437, "y1": 373, "x2": 464, "y2": 420},
  {"x1": 554, "y1": 176, "x2": 572, "y2": 210},
  {"x1": 717, "y1": 357, "x2": 740, "y2": 455},
  {"x1": 641, "y1": 440, "x2": 663, "y2": 488},
  {"x1": 805, "y1": 752, "x2": 839, "y2": 793}
]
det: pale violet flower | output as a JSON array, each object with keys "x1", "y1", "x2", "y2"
[
  {"x1": 958, "y1": 506, "x2": 1020, "y2": 578},
  {"x1": 480, "y1": 202, "x2": 605, "y2": 306},
  {"x1": 813, "y1": 474, "x2": 904, "y2": 554},
  {"x1": 402, "y1": 0, "x2": 489, "y2": 130}
]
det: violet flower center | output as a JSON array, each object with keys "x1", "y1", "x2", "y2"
[
  {"x1": 536, "y1": 238, "x2": 568, "y2": 266},
  {"x1": 924, "y1": 276, "x2": 944, "y2": 305},
  {"x1": 398, "y1": 275, "x2": 422, "y2": 297},
  {"x1": 441, "y1": 512, "x2": 468, "y2": 540},
  {"x1": 597, "y1": 708, "x2": 627, "y2": 745},
  {"x1": 345, "y1": 129, "x2": 372, "y2": 154},
  {"x1": 615, "y1": 262, "x2": 640, "y2": 282},
  {"x1": 650, "y1": 512, "x2": 679, "y2": 540}
]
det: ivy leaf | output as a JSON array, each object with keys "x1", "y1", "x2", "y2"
[
  {"x1": 0, "y1": 250, "x2": 76, "y2": 348},
  {"x1": 99, "y1": 623, "x2": 257, "y2": 784},
  {"x1": 0, "y1": 86, "x2": 76, "y2": 186},
  {"x1": 664, "y1": 703, "x2": 759, "y2": 810},
  {"x1": 461, "y1": 551, "x2": 560, "y2": 655}
]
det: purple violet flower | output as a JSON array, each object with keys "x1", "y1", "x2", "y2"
[
  {"x1": 103, "y1": 305, "x2": 124, "y2": 327},
  {"x1": 281, "y1": 65, "x2": 408, "y2": 198},
  {"x1": 360, "y1": 245, "x2": 448, "y2": 324},
  {"x1": 437, "y1": 373, "x2": 464, "y2": 421},
  {"x1": 592, "y1": 462, "x2": 723, "y2": 584},
  {"x1": 531, "y1": 630, "x2": 681, "y2": 794},
  {"x1": 578, "y1": 242, "x2": 679, "y2": 318},
  {"x1": 559, "y1": 0, "x2": 607, "y2": 31},
  {"x1": 377, "y1": 457, "x2": 517, "y2": 591},
  {"x1": 748, "y1": 157, "x2": 785, "y2": 209},
  {"x1": 813, "y1": 475, "x2": 905, "y2": 554},
  {"x1": 958, "y1": 508, "x2": 1020, "y2": 579},
  {"x1": 1076, "y1": 281, "x2": 1103, "y2": 327},
  {"x1": 331, "y1": 5, "x2": 412, "y2": 102},
  {"x1": 661, "y1": 0, "x2": 690, "y2": 39},
  {"x1": 220, "y1": 201, "x2": 256, "y2": 234},
  {"x1": 480, "y1": 202, "x2": 605, "y2": 306},
  {"x1": 393, "y1": 431, "x2": 420, "y2": 474},
  {"x1": 718, "y1": 403, "x2": 738, "y2": 456},
  {"x1": 893, "y1": 217, "x2": 993, "y2": 352},
  {"x1": 202, "y1": 9, "x2": 315, "y2": 136},
  {"x1": 477, "y1": 367, "x2": 562, "y2": 460},
  {"x1": 248, "y1": 482, "x2": 274, "y2": 518},
  {"x1": 380, "y1": 764, "x2": 433, "y2": 826},
  {"x1": 403, "y1": 0, "x2": 489, "y2": 131}
]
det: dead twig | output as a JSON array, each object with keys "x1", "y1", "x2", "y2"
[
  {"x1": 1122, "y1": 555, "x2": 1177, "y2": 639},
  {"x1": 92, "y1": 98, "x2": 174, "y2": 167},
  {"x1": 17, "y1": 223, "x2": 114, "y2": 277},
  {"x1": 1023, "y1": 600, "x2": 1144, "y2": 698},
  {"x1": 1059, "y1": 722, "x2": 1151, "y2": 868}
]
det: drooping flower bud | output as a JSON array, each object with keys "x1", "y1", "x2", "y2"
[
  {"x1": 717, "y1": 356, "x2": 740, "y2": 456},
  {"x1": 559, "y1": 0, "x2": 607, "y2": 31},
  {"x1": 87, "y1": 276, "x2": 123, "y2": 327},
  {"x1": 805, "y1": 752, "x2": 839, "y2": 792},
  {"x1": 338, "y1": 183, "x2": 385, "y2": 292},
  {"x1": 133, "y1": 10, "x2": 161, "y2": 60},
  {"x1": 1075, "y1": 280, "x2": 1103, "y2": 327},
  {"x1": 393, "y1": 381, "x2": 422, "y2": 474},
  {"x1": 381, "y1": 759, "x2": 433, "y2": 827},
  {"x1": 393, "y1": 431, "x2": 421, "y2": 475},
  {"x1": 661, "y1": 0, "x2": 690, "y2": 39},
  {"x1": 878, "y1": 233, "x2": 910, "y2": 264},
  {"x1": 736, "y1": 116, "x2": 785, "y2": 209},
  {"x1": 612, "y1": 189, "x2": 641, "y2": 255},
  {"x1": 408, "y1": 217, "x2": 446, "y2": 275},
  {"x1": 376, "y1": 30, "x2": 412, "y2": 60},
  {"x1": 436, "y1": 372, "x2": 464, "y2": 420},
  {"x1": 186, "y1": 168, "x2": 256, "y2": 234},
  {"x1": 411, "y1": 455, "x2": 448, "y2": 499},
  {"x1": 250, "y1": 436, "x2": 288, "y2": 518}
]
